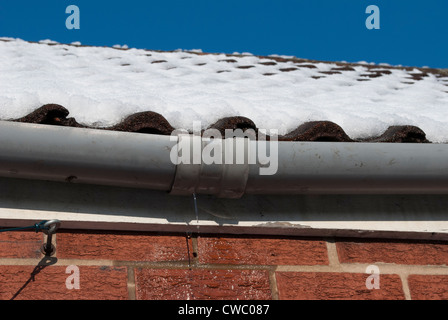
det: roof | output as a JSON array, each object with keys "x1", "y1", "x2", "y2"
[
  {"x1": 1, "y1": 39, "x2": 448, "y2": 240},
  {"x1": 1, "y1": 38, "x2": 448, "y2": 142}
]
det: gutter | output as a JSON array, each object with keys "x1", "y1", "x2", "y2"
[{"x1": 1, "y1": 120, "x2": 448, "y2": 198}]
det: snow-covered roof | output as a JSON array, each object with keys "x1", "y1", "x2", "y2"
[{"x1": 1, "y1": 38, "x2": 448, "y2": 142}]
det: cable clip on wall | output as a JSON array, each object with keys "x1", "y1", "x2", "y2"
[{"x1": 0, "y1": 219, "x2": 61, "y2": 256}]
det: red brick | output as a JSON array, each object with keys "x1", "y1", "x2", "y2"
[
  {"x1": 276, "y1": 272, "x2": 404, "y2": 300},
  {"x1": 57, "y1": 231, "x2": 192, "y2": 262},
  {"x1": 198, "y1": 236, "x2": 328, "y2": 265},
  {"x1": 0, "y1": 265, "x2": 128, "y2": 300},
  {"x1": 408, "y1": 275, "x2": 448, "y2": 300},
  {"x1": 135, "y1": 268, "x2": 271, "y2": 300},
  {"x1": 336, "y1": 239, "x2": 448, "y2": 265},
  {"x1": 0, "y1": 231, "x2": 43, "y2": 258}
]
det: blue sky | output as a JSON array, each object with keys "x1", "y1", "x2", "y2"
[{"x1": 0, "y1": 0, "x2": 447, "y2": 68}]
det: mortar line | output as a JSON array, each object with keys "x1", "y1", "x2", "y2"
[
  {"x1": 269, "y1": 268, "x2": 279, "y2": 300},
  {"x1": 127, "y1": 266, "x2": 136, "y2": 300},
  {"x1": 41, "y1": 232, "x2": 46, "y2": 259},
  {"x1": 1, "y1": 258, "x2": 448, "y2": 275},
  {"x1": 53, "y1": 232, "x2": 57, "y2": 252},
  {"x1": 325, "y1": 238, "x2": 341, "y2": 268},
  {"x1": 399, "y1": 273, "x2": 412, "y2": 300},
  {"x1": 275, "y1": 263, "x2": 448, "y2": 274}
]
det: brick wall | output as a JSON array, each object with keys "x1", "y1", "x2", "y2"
[{"x1": 0, "y1": 229, "x2": 447, "y2": 300}]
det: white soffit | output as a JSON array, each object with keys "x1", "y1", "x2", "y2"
[{"x1": 0, "y1": 177, "x2": 446, "y2": 240}]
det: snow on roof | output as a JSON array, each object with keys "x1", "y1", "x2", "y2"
[{"x1": 1, "y1": 38, "x2": 448, "y2": 142}]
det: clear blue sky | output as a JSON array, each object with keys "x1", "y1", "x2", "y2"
[{"x1": 0, "y1": 0, "x2": 447, "y2": 68}]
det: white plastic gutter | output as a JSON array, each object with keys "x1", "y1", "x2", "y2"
[
  {"x1": 1, "y1": 120, "x2": 448, "y2": 198},
  {"x1": 0, "y1": 121, "x2": 176, "y2": 190}
]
